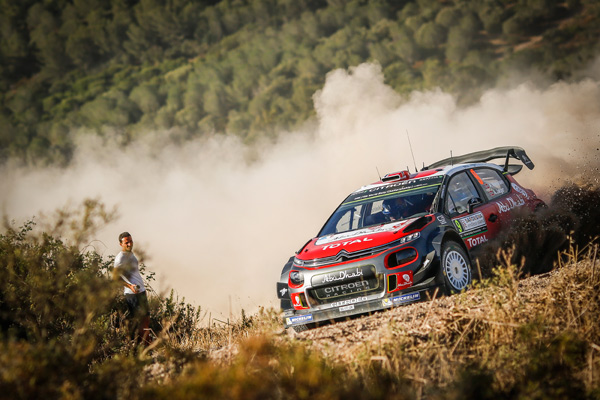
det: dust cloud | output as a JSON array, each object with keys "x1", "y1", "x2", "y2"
[{"x1": 1, "y1": 62, "x2": 599, "y2": 319}]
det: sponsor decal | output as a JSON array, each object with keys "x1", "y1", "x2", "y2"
[
  {"x1": 312, "y1": 265, "x2": 376, "y2": 287},
  {"x1": 322, "y1": 267, "x2": 363, "y2": 283},
  {"x1": 279, "y1": 287, "x2": 288, "y2": 297},
  {"x1": 313, "y1": 266, "x2": 379, "y2": 299},
  {"x1": 291, "y1": 293, "x2": 308, "y2": 309},
  {"x1": 339, "y1": 305, "x2": 355, "y2": 312},
  {"x1": 321, "y1": 280, "x2": 371, "y2": 297},
  {"x1": 321, "y1": 237, "x2": 374, "y2": 250},
  {"x1": 511, "y1": 184, "x2": 529, "y2": 199},
  {"x1": 437, "y1": 215, "x2": 447, "y2": 225},
  {"x1": 331, "y1": 296, "x2": 367, "y2": 308},
  {"x1": 316, "y1": 279, "x2": 378, "y2": 299},
  {"x1": 466, "y1": 235, "x2": 488, "y2": 247},
  {"x1": 400, "y1": 272, "x2": 412, "y2": 288},
  {"x1": 382, "y1": 298, "x2": 393, "y2": 307},
  {"x1": 453, "y1": 212, "x2": 487, "y2": 237},
  {"x1": 392, "y1": 292, "x2": 421, "y2": 304},
  {"x1": 390, "y1": 270, "x2": 413, "y2": 291},
  {"x1": 347, "y1": 179, "x2": 444, "y2": 204},
  {"x1": 286, "y1": 314, "x2": 313, "y2": 325},
  {"x1": 496, "y1": 195, "x2": 525, "y2": 214}
]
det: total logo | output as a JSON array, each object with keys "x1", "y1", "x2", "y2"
[
  {"x1": 466, "y1": 235, "x2": 488, "y2": 247},
  {"x1": 321, "y1": 237, "x2": 373, "y2": 251}
]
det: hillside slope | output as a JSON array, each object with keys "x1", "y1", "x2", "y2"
[
  {"x1": 201, "y1": 253, "x2": 600, "y2": 398},
  {"x1": 2, "y1": 0, "x2": 600, "y2": 165}
]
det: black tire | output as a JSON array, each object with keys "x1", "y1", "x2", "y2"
[{"x1": 440, "y1": 241, "x2": 472, "y2": 294}]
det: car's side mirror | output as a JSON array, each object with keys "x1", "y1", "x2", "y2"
[{"x1": 467, "y1": 197, "x2": 483, "y2": 213}]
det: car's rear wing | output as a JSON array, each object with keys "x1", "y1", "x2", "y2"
[{"x1": 422, "y1": 146, "x2": 535, "y2": 174}]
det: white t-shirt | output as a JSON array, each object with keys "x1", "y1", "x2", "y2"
[{"x1": 114, "y1": 251, "x2": 146, "y2": 295}]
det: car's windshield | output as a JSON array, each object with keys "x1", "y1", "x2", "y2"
[{"x1": 319, "y1": 180, "x2": 442, "y2": 237}]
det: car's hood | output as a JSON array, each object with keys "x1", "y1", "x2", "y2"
[{"x1": 298, "y1": 218, "x2": 418, "y2": 261}]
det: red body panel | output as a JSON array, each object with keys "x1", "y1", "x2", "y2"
[{"x1": 297, "y1": 218, "x2": 418, "y2": 263}]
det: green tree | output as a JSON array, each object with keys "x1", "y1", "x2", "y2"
[
  {"x1": 415, "y1": 21, "x2": 446, "y2": 49},
  {"x1": 478, "y1": 1, "x2": 506, "y2": 34},
  {"x1": 435, "y1": 6, "x2": 462, "y2": 29},
  {"x1": 27, "y1": 4, "x2": 71, "y2": 76},
  {"x1": 129, "y1": 83, "x2": 162, "y2": 114}
]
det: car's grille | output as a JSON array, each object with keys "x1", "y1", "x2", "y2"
[{"x1": 307, "y1": 265, "x2": 384, "y2": 305}]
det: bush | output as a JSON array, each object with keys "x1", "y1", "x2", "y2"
[{"x1": 0, "y1": 200, "x2": 217, "y2": 399}]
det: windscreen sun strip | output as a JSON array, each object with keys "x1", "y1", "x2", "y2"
[{"x1": 342, "y1": 183, "x2": 442, "y2": 207}]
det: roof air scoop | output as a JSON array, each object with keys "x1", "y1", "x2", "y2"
[{"x1": 382, "y1": 170, "x2": 410, "y2": 182}]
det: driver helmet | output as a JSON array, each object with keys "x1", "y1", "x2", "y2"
[{"x1": 382, "y1": 197, "x2": 406, "y2": 218}]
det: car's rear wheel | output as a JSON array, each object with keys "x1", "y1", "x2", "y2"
[{"x1": 440, "y1": 241, "x2": 471, "y2": 294}]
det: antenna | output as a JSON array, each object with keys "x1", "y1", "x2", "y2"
[
  {"x1": 376, "y1": 166, "x2": 382, "y2": 181},
  {"x1": 406, "y1": 129, "x2": 418, "y2": 173},
  {"x1": 450, "y1": 150, "x2": 453, "y2": 166}
]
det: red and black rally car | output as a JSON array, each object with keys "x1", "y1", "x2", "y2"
[{"x1": 276, "y1": 147, "x2": 545, "y2": 331}]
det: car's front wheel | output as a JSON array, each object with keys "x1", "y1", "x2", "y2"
[{"x1": 440, "y1": 241, "x2": 471, "y2": 294}]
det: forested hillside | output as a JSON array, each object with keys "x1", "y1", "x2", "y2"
[{"x1": 1, "y1": 0, "x2": 599, "y2": 165}]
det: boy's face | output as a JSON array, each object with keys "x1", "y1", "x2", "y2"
[{"x1": 120, "y1": 235, "x2": 133, "y2": 252}]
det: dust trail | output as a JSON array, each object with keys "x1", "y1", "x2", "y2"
[{"x1": 1, "y1": 62, "x2": 599, "y2": 318}]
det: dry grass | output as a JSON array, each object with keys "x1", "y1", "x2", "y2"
[
  {"x1": 273, "y1": 243, "x2": 600, "y2": 398},
  {"x1": 167, "y1": 242, "x2": 599, "y2": 399}
]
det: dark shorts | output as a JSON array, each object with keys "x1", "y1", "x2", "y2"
[{"x1": 125, "y1": 291, "x2": 150, "y2": 318}]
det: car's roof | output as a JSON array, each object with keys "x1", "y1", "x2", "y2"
[{"x1": 351, "y1": 162, "x2": 504, "y2": 196}]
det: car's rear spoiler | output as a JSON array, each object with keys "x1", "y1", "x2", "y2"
[{"x1": 422, "y1": 146, "x2": 535, "y2": 174}]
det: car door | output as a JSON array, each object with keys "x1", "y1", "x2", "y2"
[
  {"x1": 468, "y1": 167, "x2": 517, "y2": 231},
  {"x1": 443, "y1": 170, "x2": 500, "y2": 250}
]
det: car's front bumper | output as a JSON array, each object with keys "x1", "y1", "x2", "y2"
[{"x1": 283, "y1": 284, "x2": 441, "y2": 328}]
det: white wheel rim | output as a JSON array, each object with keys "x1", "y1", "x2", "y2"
[{"x1": 444, "y1": 250, "x2": 469, "y2": 290}]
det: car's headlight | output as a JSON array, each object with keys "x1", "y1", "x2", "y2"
[
  {"x1": 293, "y1": 257, "x2": 304, "y2": 267},
  {"x1": 289, "y1": 270, "x2": 304, "y2": 286},
  {"x1": 398, "y1": 232, "x2": 420, "y2": 244}
]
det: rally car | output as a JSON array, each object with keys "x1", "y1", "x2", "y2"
[{"x1": 276, "y1": 147, "x2": 545, "y2": 331}]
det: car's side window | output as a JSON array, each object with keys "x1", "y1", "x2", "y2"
[
  {"x1": 445, "y1": 172, "x2": 480, "y2": 215},
  {"x1": 470, "y1": 168, "x2": 509, "y2": 200}
]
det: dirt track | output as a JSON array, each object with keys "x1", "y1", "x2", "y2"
[{"x1": 286, "y1": 266, "x2": 566, "y2": 365}]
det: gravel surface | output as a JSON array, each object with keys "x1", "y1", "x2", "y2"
[{"x1": 284, "y1": 267, "x2": 566, "y2": 364}]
